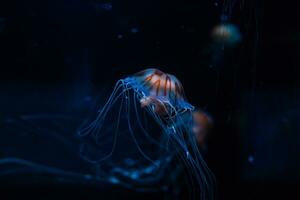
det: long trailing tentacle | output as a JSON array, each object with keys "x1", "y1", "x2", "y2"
[
  {"x1": 124, "y1": 83, "x2": 158, "y2": 167},
  {"x1": 0, "y1": 158, "x2": 96, "y2": 181},
  {"x1": 77, "y1": 80, "x2": 125, "y2": 137},
  {"x1": 172, "y1": 111, "x2": 216, "y2": 200},
  {"x1": 181, "y1": 110, "x2": 216, "y2": 197},
  {"x1": 132, "y1": 92, "x2": 167, "y2": 150},
  {"x1": 156, "y1": 103, "x2": 214, "y2": 200},
  {"x1": 79, "y1": 84, "x2": 125, "y2": 163}
]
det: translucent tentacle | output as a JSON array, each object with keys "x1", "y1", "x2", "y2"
[
  {"x1": 132, "y1": 92, "x2": 167, "y2": 150},
  {"x1": 124, "y1": 85, "x2": 158, "y2": 167},
  {"x1": 78, "y1": 80, "x2": 125, "y2": 137},
  {"x1": 79, "y1": 85, "x2": 125, "y2": 163}
]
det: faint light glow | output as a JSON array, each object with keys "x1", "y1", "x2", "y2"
[
  {"x1": 130, "y1": 27, "x2": 139, "y2": 33},
  {"x1": 117, "y1": 34, "x2": 123, "y2": 39},
  {"x1": 144, "y1": 165, "x2": 155, "y2": 174},
  {"x1": 4, "y1": 117, "x2": 14, "y2": 123},
  {"x1": 94, "y1": 3, "x2": 113, "y2": 11},
  {"x1": 108, "y1": 176, "x2": 120, "y2": 184},
  {"x1": 248, "y1": 155, "x2": 255, "y2": 164},
  {"x1": 211, "y1": 23, "x2": 242, "y2": 46},
  {"x1": 130, "y1": 171, "x2": 139, "y2": 179},
  {"x1": 84, "y1": 174, "x2": 92, "y2": 180},
  {"x1": 84, "y1": 96, "x2": 92, "y2": 102},
  {"x1": 220, "y1": 15, "x2": 229, "y2": 22},
  {"x1": 186, "y1": 151, "x2": 190, "y2": 158}
]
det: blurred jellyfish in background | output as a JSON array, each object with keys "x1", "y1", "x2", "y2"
[
  {"x1": 209, "y1": 0, "x2": 244, "y2": 69},
  {"x1": 209, "y1": 23, "x2": 242, "y2": 67},
  {"x1": 78, "y1": 68, "x2": 215, "y2": 199},
  {"x1": 192, "y1": 109, "x2": 214, "y2": 151},
  {"x1": 211, "y1": 23, "x2": 242, "y2": 47}
]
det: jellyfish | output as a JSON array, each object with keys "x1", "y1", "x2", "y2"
[
  {"x1": 211, "y1": 23, "x2": 242, "y2": 47},
  {"x1": 78, "y1": 68, "x2": 215, "y2": 199},
  {"x1": 192, "y1": 109, "x2": 214, "y2": 151}
]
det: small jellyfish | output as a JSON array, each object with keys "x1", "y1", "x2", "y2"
[{"x1": 211, "y1": 23, "x2": 242, "y2": 46}]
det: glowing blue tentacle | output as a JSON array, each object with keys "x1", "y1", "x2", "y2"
[
  {"x1": 124, "y1": 84, "x2": 158, "y2": 167},
  {"x1": 77, "y1": 80, "x2": 124, "y2": 137},
  {"x1": 186, "y1": 126, "x2": 216, "y2": 200},
  {"x1": 79, "y1": 85, "x2": 125, "y2": 163},
  {"x1": 175, "y1": 112, "x2": 215, "y2": 200},
  {"x1": 177, "y1": 110, "x2": 216, "y2": 196},
  {"x1": 163, "y1": 111, "x2": 210, "y2": 199},
  {"x1": 132, "y1": 92, "x2": 167, "y2": 150},
  {"x1": 0, "y1": 158, "x2": 96, "y2": 181}
]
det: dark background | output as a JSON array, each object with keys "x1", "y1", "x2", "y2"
[{"x1": 0, "y1": 0, "x2": 299, "y2": 199}]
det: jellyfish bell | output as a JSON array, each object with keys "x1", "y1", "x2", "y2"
[{"x1": 126, "y1": 68, "x2": 194, "y2": 117}]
